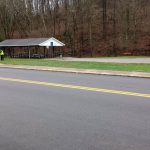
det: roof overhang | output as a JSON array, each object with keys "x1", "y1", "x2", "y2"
[{"x1": 0, "y1": 37, "x2": 65, "y2": 47}]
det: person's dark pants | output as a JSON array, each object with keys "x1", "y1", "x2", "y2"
[{"x1": 1, "y1": 55, "x2": 4, "y2": 61}]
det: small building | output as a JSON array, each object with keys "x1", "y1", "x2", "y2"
[{"x1": 0, "y1": 37, "x2": 65, "y2": 58}]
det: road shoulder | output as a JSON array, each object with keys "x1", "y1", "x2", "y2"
[{"x1": 0, "y1": 64, "x2": 150, "y2": 78}]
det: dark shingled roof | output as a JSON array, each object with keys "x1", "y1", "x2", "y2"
[{"x1": 0, "y1": 38, "x2": 49, "y2": 47}]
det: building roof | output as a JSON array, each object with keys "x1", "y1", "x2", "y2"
[{"x1": 0, "y1": 37, "x2": 65, "y2": 47}]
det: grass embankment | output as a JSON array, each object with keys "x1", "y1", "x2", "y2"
[{"x1": 0, "y1": 58, "x2": 150, "y2": 72}]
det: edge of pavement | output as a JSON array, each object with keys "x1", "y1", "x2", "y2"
[{"x1": 0, "y1": 64, "x2": 150, "y2": 78}]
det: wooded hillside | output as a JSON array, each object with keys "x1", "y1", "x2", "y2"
[{"x1": 0, "y1": 0, "x2": 149, "y2": 56}]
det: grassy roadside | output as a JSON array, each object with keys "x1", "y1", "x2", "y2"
[{"x1": 0, "y1": 58, "x2": 150, "y2": 72}]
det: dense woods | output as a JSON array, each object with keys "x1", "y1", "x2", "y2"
[{"x1": 0, "y1": 0, "x2": 149, "y2": 56}]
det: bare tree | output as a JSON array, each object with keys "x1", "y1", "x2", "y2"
[{"x1": 0, "y1": 0, "x2": 149, "y2": 56}]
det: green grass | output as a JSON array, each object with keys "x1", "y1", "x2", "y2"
[{"x1": 0, "y1": 58, "x2": 150, "y2": 72}]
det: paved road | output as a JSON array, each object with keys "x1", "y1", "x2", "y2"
[
  {"x1": 52, "y1": 57, "x2": 150, "y2": 64},
  {"x1": 0, "y1": 68, "x2": 150, "y2": 150}
]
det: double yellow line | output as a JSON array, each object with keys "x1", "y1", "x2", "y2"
[{"x1": 0, "y1": 77, "x2": 150, "y2": 98}]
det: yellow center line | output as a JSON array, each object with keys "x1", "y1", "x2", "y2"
[{"x1": 0, "y1": 77, "x2": 150, "y2": 98}]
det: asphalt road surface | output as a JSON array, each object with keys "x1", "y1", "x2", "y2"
[{"x1": 0, "y1": 68, "x2": 150, "y2": 150}]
